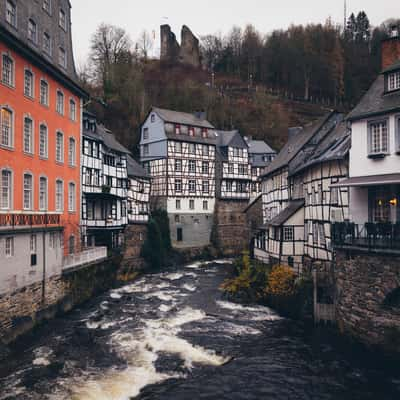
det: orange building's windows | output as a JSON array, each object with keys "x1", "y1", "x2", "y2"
[
  {"x1": 24, "y1": 69, "x2": 34, "y2": 98},
  {"x1": 39, "y1": 176, "x2": 48, "y2": 211},
  {"x1": 55, "y1": 179, "x2": 63, "y2": 211},
  {"x1": 40, "y1": 79, "x2": 49, "y2": 106},
  {"x1": 1, "y1": 169, "x2": 12, "y2": 210},
  {"x1": 68, "y1": 137, "x2": 76, "y2": 166},
  {"x1": 23, "y1": 173, "x2": 33, "y2": 210},
  {"x1": 39, "y1": 124, "x2": 48, "y2": 158},
  {"x1": 23, "y1": 117, "x2": 34, "y2": 154},
  {"x1": 68, "y1": 182, "x2": 76, "y2": 212},
  {"x1": 1, "y1": 107, "x2": 13, "y2": 148},
  {"x1": 56, "y1": 90, "x2": 64, "y2": 115},
  {"x1": 56, "y1": 131, "x2": 64, "y2": 162},
  {"x1": 69, "y1": 99, "x2": 76, "y2": 121},
  {"x1": 2, "y1": 54, "x2": 14, "y2": 87}
]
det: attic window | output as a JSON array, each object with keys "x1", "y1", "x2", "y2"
[
  {"x1": 189, "y1": 127, "x2": 194, "y2": 136},
  {"x1": 202, "y1": 129, "x2": 208, "y2": 138},
  {"x1": 175, "y1": 124, "x2": 180, "y2": 134},
  {"x1": 151, "y1": 114, "x2": 155, "y2": 123},
  {"x1": 388, "y1": 71, "x2": 400, "y2": 92}
]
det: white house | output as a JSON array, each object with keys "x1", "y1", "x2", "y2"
[{"x1": 140, "y1": 107, "x2": 217, "y2": 248}]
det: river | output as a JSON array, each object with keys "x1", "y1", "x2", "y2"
[{"x1": 0, "y1": 260, "x2": 399, "y2": 399}]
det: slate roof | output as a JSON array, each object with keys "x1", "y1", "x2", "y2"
[
  {"x1": 247, "y1": 139, "x2": 276, "y2": 155},
  {"x1": 289, "y1": 120, "x2": 350, "y2": 176},
  {"x1": 97, "y1": 127, "x2": 130, "y2": 154},
  {"x1": 347, "y1": 66, "x2": 400, "y2": 121},
  {"x1": 127, "y1": 156, "x2": 149, "y2": 179},
  {"x1": 261, "y1": 112, "x2": 335, "y2": 177},
  {"x1": 217, "y1": 130, "x2": 249, "y2": 149},
  {"x1": 268, "y1": 200, "x2": 305, "y2": 227},
  {"x1": 153, "y1": 107, "x2": 215, "y2": 129}
]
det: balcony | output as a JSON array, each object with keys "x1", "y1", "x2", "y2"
[
  {"x1": 62, "y1": 246, "x2": 108, "y2": 273},
  {"x1": 332, "y1": 222, "x2": 400, "y2": 254},
  {"x1": 0, "y1": 213, "x2": 61, "y2": 230}
]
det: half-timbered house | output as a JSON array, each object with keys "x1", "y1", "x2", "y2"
[
  {"x1": 216, "y1": 130, "x2": 251, "y2": 200},
  {"x1": 81, "y1": 112, "x2": 129, "y2": 250},
  {"x1": 140, "y1": 107, "x2": 217, "y2": 248},
  {"x1": 254, "y1": 111, "x2": 347, "y2": 272}
]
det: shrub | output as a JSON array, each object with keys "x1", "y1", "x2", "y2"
[{"x1": 265, "y1": 265, "x2": 296, "y2": 297}]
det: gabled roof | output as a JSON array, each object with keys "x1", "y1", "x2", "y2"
[
  {"x1": 262, "y1": 112, "x2": 336, "y2": 177},
  {"x1": 347, "y1": 65, "x2": 400, "y2": 121},
  {"x1": 268, "y1": 200, "x2": 305, "y2": 226},
  {"x1": 127, "y1": 156, "x2": 149, "y2": 179},
  {"x1": 152, "y1": 107, "x2": 215, "y2": 129},
  {"x1": 289, "y1": 120, "x2": 350, "y2": 176},
  {"x1": 247, "y1": 139, "x2": 276, "y2": 155},
  {"x1": 98, "y1": 127, "x2": 130, "y2": 154},
  {"x1": 217, "y1": 130, "x2": 249, "y2": 149}
]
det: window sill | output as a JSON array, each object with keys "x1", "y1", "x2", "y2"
[
  {"x1": 368, "y1": 153, "x2": 388, "y2": 159},
  {"x1": 39, "y1": 156, "x2": 49, "y2": 161},
  {"x1": 1, "y1": 81, "x2": 15, "y2": 90},
  {"x1": 0, "y1": 145, "x2": 14, "y2": 151},
  {"x1": 24, "y1": 94, "x2": 35, "y2": 101},
  {"x1": 23, "y1": 152, "x2": 34, "y2": 157}
]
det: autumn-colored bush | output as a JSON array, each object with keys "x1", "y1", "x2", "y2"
[{"x1": 265, "y1": 265, "x2": 296, "y2": 297}]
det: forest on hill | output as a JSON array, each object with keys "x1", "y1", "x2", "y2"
[{"x1": 80, "y1": 12, "x2": 400, "y2": 154}]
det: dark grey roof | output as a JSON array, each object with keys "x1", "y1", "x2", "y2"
[
  {"x1": 289, "y1": 121, "x2": 350, "y2": 176},
  {"x1": 331, "y1": 173, "x2": 400, "y2": 188},
  {"x1": 98, "y1": 127, "x2": 130, "y2": 154},
  {"x1": 347, "y1": 72, "x2": 400, "y2": 121},
  {"x1": 127, "y1": 156, "x2": 149, "y2": 179},
  {"x1": 268, "y1": 200, "x2": 305, "y2": 226},
  {"x1": 217, "y1": 130, "x2": 249, "y2": 149},
  {"x1": 262, "y1": 112, "x2": 335, "y2": 177},
  {"x1": 247, "y1": 139, "x2": 276, "y2": 155},
  {"x1": 153, "y1": 107, "x2": 215, "y2": 129}
]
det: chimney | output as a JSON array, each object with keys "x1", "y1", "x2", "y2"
[{"x1": 381, "y1": 25, "x2": 400, "y2": 70}]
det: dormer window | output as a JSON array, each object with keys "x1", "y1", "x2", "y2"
[
  {"x1": 202, "y1": 129, "x2": 208, "y2": 138},
  {"x1": 188, "y1": 127, "x2": 194, "y2": 136},
  {"x1": 175, "y1": 124, "x2": 180, "y2": 134},
  {"x1": 151, "y1": 114, "x2": 155, "y2": 123},
  {"x1": 388, "y1": 71, "x2": 400, "y2": 92}
]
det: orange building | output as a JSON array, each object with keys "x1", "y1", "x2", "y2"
[{"x1": 0, "y1": 0, "x2": 87, "y2": 295}]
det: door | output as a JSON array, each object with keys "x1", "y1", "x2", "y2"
[{"x1": 177, "y1": 228, "x2": 183, "y2": 242}]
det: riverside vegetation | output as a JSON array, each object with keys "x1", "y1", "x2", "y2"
[{"x1": 221, "y1": 252, "x2": 313, "y2": 319}]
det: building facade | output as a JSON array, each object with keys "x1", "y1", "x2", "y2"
[
  {"x1": 254, "y1": 112, "x2": 349, "y2": 272},
  {"x1": 81, "y1": 112, "x2": 129, "y2": 250},
  {"x1": 0, "y1": 0, "x2": 86, "y2": 295},
  {"x1": 140, "y1": 107, "x2": 217, "y2": 248}
]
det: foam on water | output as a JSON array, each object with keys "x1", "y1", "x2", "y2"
[
  {"x1": 32, "y1": 347, "x2": 53, "y2": 366},
  {"x1": 216, "y1": 300, "x2": 282, "y2": 321},
  {"x1": 182, "y1": 283, "x2": 197, "y2": 292},
  {"x1": 164, "y1": 272, "x2": 184, "y2": 281}
]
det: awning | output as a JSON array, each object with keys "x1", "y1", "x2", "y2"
[{"x1": 331, "y1": 173, "x2": 400, "y2": 188}]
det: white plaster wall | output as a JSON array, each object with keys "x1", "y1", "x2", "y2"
[
  {"x1": 167, "y1": 197, "x2": 215, "y2": 214},
  {"x1": 349, "y1": 187, "x2": 369, "y2": 224}
]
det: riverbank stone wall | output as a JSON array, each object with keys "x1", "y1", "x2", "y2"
[{"x1": 335, "y1": 250, "x2": 400, "y2": 353}]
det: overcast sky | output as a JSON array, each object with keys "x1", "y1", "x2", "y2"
[{"x1": 71, "y1": 0, "x2": 398, "y2": 67}]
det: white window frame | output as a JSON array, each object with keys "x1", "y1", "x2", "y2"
[
  {"x1": 23, "y1": 116, "x2": 34, "y2": 154},
  {"x1": 174, "y1": 141, "x2": 182, "y2": 153},
  {"x1": 388, "y1": 71, "x2": 400, "y2": 92},
  {"x1": 40, "y1": 79, "x2": 49, "y2": 106},
  {"x1": 175, "y1": 159, "x2": 182, "y2": 172},
  {"x1": 24, "y1": 68, "x2": 34, "y2": 98},
  {"x1": 58, "y1": 47, "x2": 67, "y2": 69},
  {"x1": 368, "y1": 119, "x2": 389, "y2": 156},
  {"x1": 202, "y1": 180, "x2": 209, "y2": 194},
  {"x1": 202, "y1": 161, "x2": 209, "y2": 174},
  {"x1": 0, "y1": 106, "x2": 14, "y2": 148},
  {"x1": 1, "y1": 169, "x2": 12, "y2": 210},
  {"x1": 175, "y1": 179, "x2": 182, "y2": 193},
  {"x1": 189, "y1": 199, "x2": 195, "y2": 210},
  {"x1": 5, "y1": 237, "x2": 14, "y2": 258},
  {"x1": 143, "y1": 144, "x2": 149, "y2": 155},
  {"x1": 203, "y1": 200, "x2": 208, "y2": 210},
  {"x1": 28, "y1": 19, "x2": 38, "y2": 43},
  {"x1": 39, "y1": 123, "x2": 48, "y2": 158},
  {"x1": 55, "y1": 179, "x2": 63, "y2": 211},
  {"x1": 39, "y1": 176, "x2": 48, "y2": 211},
  {"x1": 176, "y1": 199, "x2": 181, "y2": 210},
  {"x1": 56, "y1": 90, "x2": 64, "y2": 115},
  {"x1": 23, "y1": 173, "x2": 33, "y2": 210},
  {"x1": 283, "y1": 226, "x2": 294, "y2": 242},
  {"x1": 56, "y1": 131, "x2": 64, "y2": 163},
  {"x1": 43, "y1": 32, "x2": 52, "y2": 55},
  {"x1": 68, "y1": 182, "x2": 76, "y2": 212},
  {"x1": 68, "y1": 137, "x2": 76, "y2": 166},
  {"x1": 189, "y1": 180, "x2": 196, "y2": 193},
  {"x1": 2, "y1": 53, "x2": 15, "y2": 87},
  {"x1": 69, "y1": 99, "x2": 76, "y2": 121},
  {"x1": 188, "y1": 160, "x2": 196, "y2": 174},
  {"x1": 143, "y1": 127, "x2": 149, "y2": 140}
]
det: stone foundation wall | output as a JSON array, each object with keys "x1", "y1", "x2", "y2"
[
  {"x1": 0, "y1": 257, "x2": 120, "y2": 345},
  {"x1": 335, "y1": 250, "x2": 400, "y2": 353},
  {"x1": 213, "y1": 200, "x2": 250, "y2": 257}
]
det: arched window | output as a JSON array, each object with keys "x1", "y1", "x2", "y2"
[
  {"x1": 39, "y1": 124, "x2": 48, "y2": 158},
  {"x1": 56, "y1": 90, "x2": 64, "y2": 114},
  {"x1": 1, "y1": 169, "x2": 12, "y2": 210},
  {"x1": 40, "y1": 79, "x2": 49, "y2": 106},
  {"x1": 24, "y1": 69, "x2": 34, "y2": 98},
  {"x1": 56, "y1": 131, "x2": 64, "y2": 162},
  {"x1": 68, "y1": 137, "x2": 76, "y2": 166},
  {"x1": 39, "y1": 176, "x2": 48, "y2": 211},
  {"x1": 68, "y1": 182, "x2": 76, "y2": 212},
  {"x1": 2, "y1": 54, "x2": 14, "y2": 86},
  {"x1": 0, "y1": 107, "x2": 13, "y2": 148},
  {"x1": 69, "y1": 99, "x2": 76, "y2": 121},
  {"x1": 23, "y1": 173, "x2": 33, "y2": 210},
  {"x1": 55, "y1": 179, "x2": 63, "y2": 211},
  {"x1": 23, "y1": 116, "x2": 34, "y2": 154}
]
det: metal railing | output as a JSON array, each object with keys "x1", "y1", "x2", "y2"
[
  {"x1": 63, "y1": 246, "x2": 108, "y2": 271},
  {"x1": 0, "y1": 213, "x2": 61, "y2": 228},
  {"x1": 332, "y1": 222, "x2": 400, "y2": 251}
]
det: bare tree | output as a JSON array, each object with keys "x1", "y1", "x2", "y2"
[
  {"x1": 137, "y1": 30, "x2": 154, "y2": 61},
  {"x1": 90, "y1": 23, "x2": 132, "y2": 88}
]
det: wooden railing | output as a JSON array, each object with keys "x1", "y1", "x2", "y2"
[{"x1": 0, "y1": 213, "x2": 61, "y2": 228}]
